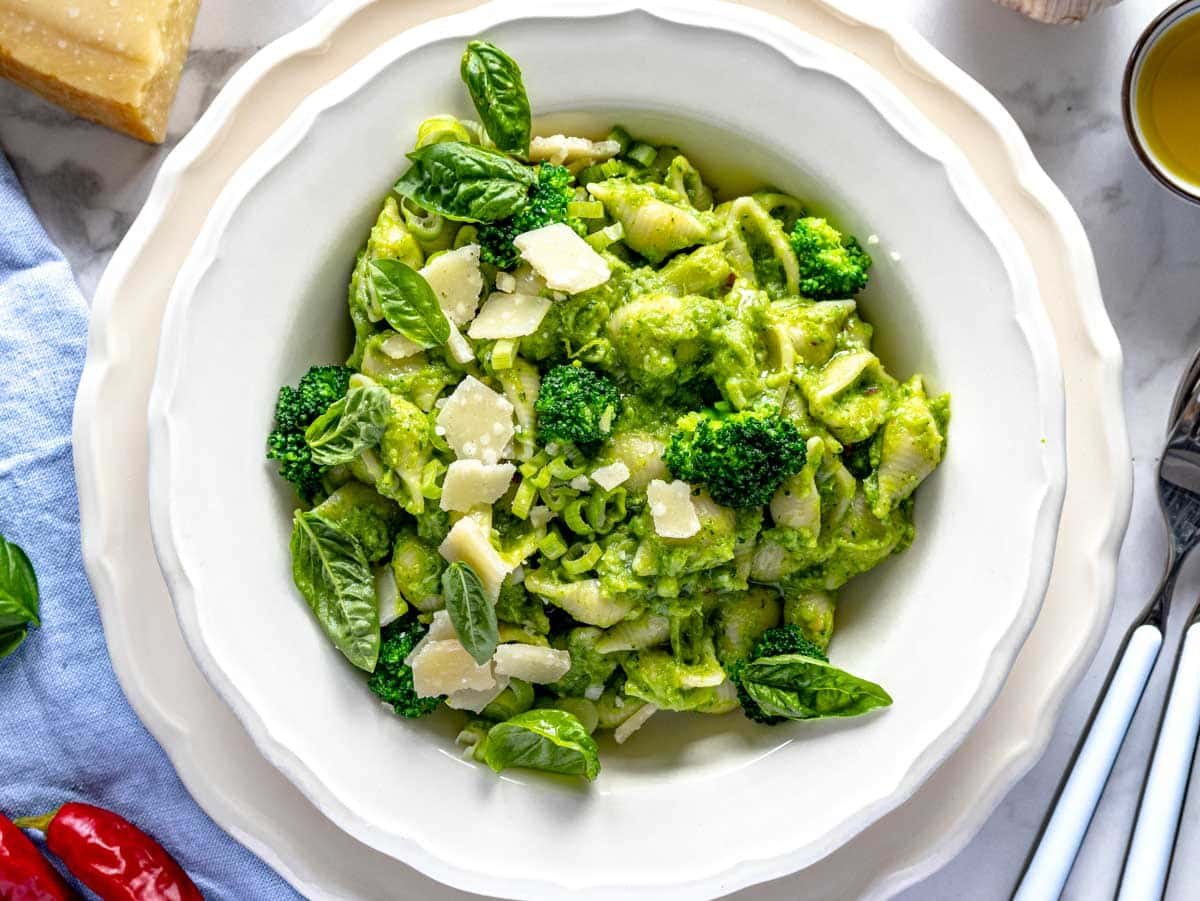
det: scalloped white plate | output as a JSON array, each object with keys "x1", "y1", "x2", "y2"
[
  {"x1": 72, "y1": 1, "x2": 1128, "y2": 899},
  {"x1": 145, "y1": 2, "x2": 1063, "y2": 897}
]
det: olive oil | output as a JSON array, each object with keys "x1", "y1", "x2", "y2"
[{"x1": 1137, "y1": 11, "x2": 1200, "y2": 188}]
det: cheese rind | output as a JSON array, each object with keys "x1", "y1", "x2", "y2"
[{"x1": 0, "y1": 0, "x2": 200, "y2": 143}]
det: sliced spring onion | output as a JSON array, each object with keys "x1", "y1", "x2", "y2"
[
  {"x1": 561, "y1": 542, "x2": 602, "y2": 576},
  {"x1": 626, "y1": 142, "x2": 657, "y2": 167},
  {"x1": 606, "y1": 125, "x2": 633, "y2": 155},
  {"x1": 567, "y1": 200, "x2": 605, "y2": 219},
  {"x1": 491, "y1": 339, "x2": 518, "y2": 370},
  {"x1": 539, "y1": 530, "x2": 568, "y2": 560},
  {"x1": 586, "y1": 222, "x2": 625, "y2": 252}
]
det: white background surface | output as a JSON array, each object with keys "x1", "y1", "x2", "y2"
[{"x1": 1, "y1": 0, "x2": 1198, "y2": 898}]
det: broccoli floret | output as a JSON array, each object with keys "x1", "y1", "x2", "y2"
[
  {"x1": 477, "y1": 164, "x2": 584, "y2": 269},
  {"x1": 266, "y1": 365, "x2": 353, "y2": 502},
  {"x1": 663, "y1": 406, "x2": 806, "y2": 508},
  {"x1": 534, "y1": 363, "x2": 622, "y2": 446},
  {"x1": 312, "y1": 483, "x2": 402, "y2": 563},
  {"x1": 789, "y1": 217, "x2": 871, "y2": 300},
  {"x1": 367, "y1": 621, "x2": 443, "y2": 718},
  {"x1": 731, "y1": 625, "x2": 828, "y2": 725},
  {"x1": 495, "y1": 577, "x2": 551, "y2": 636}
]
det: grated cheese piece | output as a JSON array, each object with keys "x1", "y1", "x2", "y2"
[
  {"x1": 569, "y1": 476, "x2": 591, "y2": 492},
  {"x1": 375, "y1": 567, "x2": 404, "y2": 627},
  {"x1": 438, "y1": 516, "x2": 511, "y2": 600},
  {"x1": 440, "y1": 460, "x2": 517, "y2": 513},
  {"x1": 436, "y1": 376, "x2": 515, "y2": 462},
  {"x1": 410, "y1": 639, "x2": 495, "y2": 698},
  {"x1": 513, "y1": 223, "x2": 611, "y2": 294},
  {"x1": 493, "y1": 644, "x2": 572, "y2": 684},
  {"x1": 614, "y1": 703, "x2": 658, "y2": 744},
  {"x1": 419, "y1": 244, "x2": 483, "y2": 325},
  {"x1": 403, "y1": 610, "x2": 456, "y2": 666},
  {"x1": 445, "y1": 321, "x2": 475, "y2": 365},
  {"x1": 495, "y1": 271, "x2": 516, "y2": 293},
  {"x1": 467, "y1": 292, "x2": 552, "y2": 339},
  {"x1": 590, "y1": 462, "x2": 630, "y2": 491},
  {"x1": 646, "y1": 479, "x2": 701, "y2": 539},
  {"x1": 529, "y1": 505, "x2": 555, "y2": 529},
  {"x1": 380, "y1": 332, "x2": 423, "y2": 361},
  {"x1": 445, "y1": 675, "x2": 510, "y2": 713}
]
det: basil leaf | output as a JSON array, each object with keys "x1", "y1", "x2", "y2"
[
  {"x1": 305, "y1": 385, "x2": 391, "y2": 466},
  {"x1": 393, "y1": 142, "x2": 534, "y2": 223},
  {"x1": 290, "y1": 510, "x2": 380, "y2": 671},
  {"x1": 482, "y1": 709, "x2": 601, "y2": 780},
  {"x1": 0, "y1": 626, "x2": 27, "y2": 659},
  {"x1": 0, "y1": 535, "x2": 38, "y2": 630},
  {"x1": 461, "y1": 41, "x2": 531, "y2": 156},
  {"x1": 740, "y1": 654, "x2": 892, "y2": 721},
  {"x1": 368, "y1": 259, "x2": 450, "y2": 349},
  {"x1": 442, "y1": 561, "x2": 498, "y2": 665}
]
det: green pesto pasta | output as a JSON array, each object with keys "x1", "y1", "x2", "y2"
[{"x1": 268, "y1": 40, "x2": 949, "y2": 781}]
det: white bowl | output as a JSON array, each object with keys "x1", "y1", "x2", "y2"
[{"x1": 147, "y1": 2, "x2": 1066, "y2": 897}]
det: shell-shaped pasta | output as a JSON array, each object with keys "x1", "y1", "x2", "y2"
[
  {"x1": 595, "y1": 613, "x2": 671, "y2": 653},
  {"x1": 800, "y1": 350, "x2": 898, "y2": 444},
  {"x1": 588, "y1": 180, "x2": 718, "y2": 263},
  {"x1": 721, "y1": 196, "x2": 799, "y2": 297},
  {"x1": 995, "y1": 0, "x2": 1117, "y2": 24},
  {"x1": 665, "y1": 155, "x2": 714, "y2": 211},
  {"x1": 603, "y1": 431, "x2": 669, "y2": 492},
  {"x1": 865, "y1": 376, "x2": 949, "y2": 517},
  {"x1": 770, "y1": 298, "x2": 858, "y2": 367},
  {"x1": 523, "y1": 571, "x2": 637, "y2": 628},
  {"x1": 770, "y1": 437, "x2": 826, "y2": 534}
]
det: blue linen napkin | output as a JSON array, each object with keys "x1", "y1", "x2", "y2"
[{"x1": 0, "y1": 150, "x2": 299, "y2": 899}]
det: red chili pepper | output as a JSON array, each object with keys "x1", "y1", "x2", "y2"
[
  {"x1": 0, "y1": 811, "x2": 72, "y2": 901},
  {"x1": 16, "y1": 805, "x2": 201, "y2": 901}
]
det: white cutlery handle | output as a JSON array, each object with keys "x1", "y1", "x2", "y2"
[
  {"x1": 1015, "y1": 624, "x2": 1163, "y2": 901},
  {"x1": 1117, "y1": 621, "x2": 1200, "y2": 901}
]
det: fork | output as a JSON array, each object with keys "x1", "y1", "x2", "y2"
[{"x1": 1014, "y1": 358, "x2": 1200, "y2": 901}]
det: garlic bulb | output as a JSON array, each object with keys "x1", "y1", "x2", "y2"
[{"x1": 994, "y1": 0, "x2": 1121, "y2": 24}]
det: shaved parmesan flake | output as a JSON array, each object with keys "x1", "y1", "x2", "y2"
[
  {"x1": 410, "y1": 639, "x2": 495, "y2": 697},
  {"x1": 467, "y1": 292, "x2": 552, "y2": 340},
  {"x1": 493, "y1": 644, "x2": 572, "y2": 684},
  {"x1": 647, "y1": 479, "x2": 701, "y2": 539},
  {"x1": 445, "y1": 321, "x2": 475, "y2": 365},
  {"x1": 584, "y1": 684, "x2": 604, "y2": 701},
  {"x1": 513, "y1": 223, "x2": 611, "y2": 294},
  {"x1": 614, "y1": 703, "x2": 658, "y2": 744},
  {"x1": 376, "y1": 567, "x2": 403, "y2": 627},
  {"x1": 403, "y1": 610, "x2": 456, "y2": 666},
  {"x1": 380, "y1": 333, "x2": 423, "y2": 361},
  {"x1": 436, "y1": 376, "x2": 515, "y2": 461},
  {"x1": 419, "y1": 244, "x2": 483, "y2": 325},
  {"x1": 529, "y1": 135, "x2": 621, "y2": 167},
  {"x1": 590, "y1": 462, "x2": 630, "y2": 491},
  {"x1": 495, "y1": 271, "x2": 516, "y2": 293},
  {"x1": 445, "y1": 675, "x2": 510, "y2": 713},
  {"x1": 440, "y1": 460, "x2": 517, "y2": 512},
  {"x1": 569, "y1": 475, "x2": 591, "y2": 492},
  {"x1": 439, "y1": 516, "x2": 511, "y2": 600},
  {"x1": 529, "y1": 505, "x2": 554, "y2": 529}
]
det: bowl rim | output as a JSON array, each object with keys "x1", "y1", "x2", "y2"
[{"x1": 146, "y1": 1, "x2": 1067, "y2": 897}]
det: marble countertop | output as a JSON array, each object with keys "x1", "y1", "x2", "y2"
[{"x1": 1, "y1": 0, "x2": 1197, "y2": 898}]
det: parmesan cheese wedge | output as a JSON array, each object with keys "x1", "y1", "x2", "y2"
[
  {"x1": 436, "y1": 376, "x2": 515, "y2": 463},
  {"x1": 493, "y1": 644, "x2": 572, "y2": 684},
  {"x1": 438, "y1": 517, "x2": 511, "y2": 601},
  {"x1": 513, "y1": 224, "x2": 611, "y2": 294},
  {"x1": 419, "y1": 245, "x2": 483, "y2": 325},
  {"x1": 445, "y1": 321, "x2": 475, "y2": 365},
  {"x1": 467, "y1": 293, "x2": 552, "y2": 339},
  {"x1": 440, "y1": 460, "x2": 517, "y2": 513},
  {"x1": 380, "y1": 333, "x2": 423, "y2": 361},
  {"x1": 375, "y1": 567, "x2": 404, "y2": 628},
  {"x1": 647, "y1": 479, "x2": 701, "y2": 539},
  {"x1": 0, "y1": 0, "x2": 200, "y2": 143}
]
